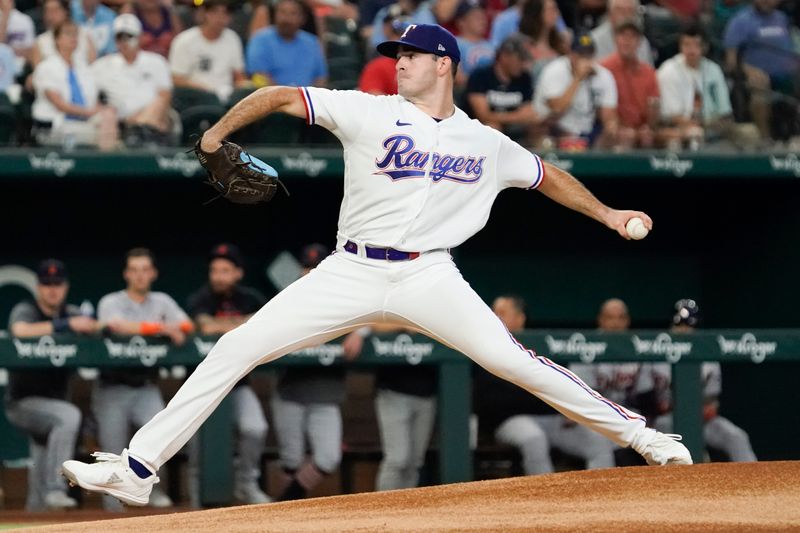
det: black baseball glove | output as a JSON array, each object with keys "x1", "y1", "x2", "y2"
[{"x1": 194, "y1": 138, "x2": 288, "y2": 204}]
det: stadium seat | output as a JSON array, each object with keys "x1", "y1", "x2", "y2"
[
  {"x1": 179, "y1": 104, "x2": 227, "y2": 145},
  {"x1": 322, "y1": 16, "x2": 363, "y2": 90},
  {"x1": 173, "y1": 87, "x2": 223, "y2": 114},
  {"x1": 227, "y1": 86, "x2": 257, "y2": 108},
  {"x1": 0, "y1": 107, "x2": 16, "y2": 145}
]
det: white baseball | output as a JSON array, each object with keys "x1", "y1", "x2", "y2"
[{"x1": 626, "y1": 217, "x2": 649, "y2": 240}]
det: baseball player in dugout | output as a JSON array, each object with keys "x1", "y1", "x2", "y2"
[
  {"x1": 271, "y1": 244, "x2": 365, "y2": 501},
  {"x1": 475, "y1": 295, "x2": 616, "y2": 475},
  {"x1": 62, "y1": 24, "x2": 692, "y2": 506},
  {"x1": 646, "y1": 300, "x2": 757, "y2": 463},
  {"x1": 5, "y1": 259, "x2": 100, "y2": 511},
  {"x1": 185, "y1": 243, "x2": 271, "y2": 505},
  {"x1": 92, "y1": 247, "x2": 194, "y2": 510}
]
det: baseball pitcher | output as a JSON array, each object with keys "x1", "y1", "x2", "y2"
[{"x1": 63, "y1": 24, "x2": 691, "y2": 506}]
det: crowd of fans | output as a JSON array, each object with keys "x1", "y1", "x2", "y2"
[
  {"x1": 0, "y1": 0, "x2": 798, "y2": 150},
  {"x1": 3, "y1": 252, "x2": 757, "y2": 511}
]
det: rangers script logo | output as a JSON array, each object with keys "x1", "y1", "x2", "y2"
[{"x1": 375, "y1": 135, "x2": 485, "y2": 183}]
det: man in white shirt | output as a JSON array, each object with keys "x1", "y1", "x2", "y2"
[
  {"x1": 591, "y1": 0, "x2": 653, "y2": 65},
  {"x1": 657, "y1": 24, "x2": 756, "y2": 149},
  {"x1": 534, "y1": 30, "x2": 619, "y2": 150},
  {"x1": 168, "y1": 0, "x2": 246, "y2": 104},
  {"x1": 92, "y1": 14, "x2": 174, "y2": 144},
  {"x1": 0, "y1": 0, "x2": 35, "y2": 70}
]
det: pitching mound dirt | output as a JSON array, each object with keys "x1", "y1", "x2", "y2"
[{"x1": 28, "y1": 461, "x2": 800, "y2": 532}]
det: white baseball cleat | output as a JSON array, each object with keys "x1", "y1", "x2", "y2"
[
  {"x1": 61, "y1": 449, "x2": 159, "y2": 507},
  {"x1": 632, "y1": 428, "x2": 693, "y2": 466}
]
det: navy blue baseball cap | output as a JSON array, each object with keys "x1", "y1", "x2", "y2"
[{"x1": 377, "y1": 23, "x2": 461, "y2": 64}]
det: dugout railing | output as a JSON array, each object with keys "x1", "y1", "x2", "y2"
[{"x1": 0, "y1": 330, "x2": 797, "y2": 505}]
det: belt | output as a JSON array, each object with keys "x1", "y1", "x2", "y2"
[{"x1": 344, "y1": 240, "x2": 420, "y2": 261}]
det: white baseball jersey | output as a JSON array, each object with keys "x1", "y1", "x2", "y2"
[{"x1": 298, "y1": 87, "x2": 544, "y2": 252}]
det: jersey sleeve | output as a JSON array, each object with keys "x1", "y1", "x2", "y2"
[
  {"x1": 596, "y1": 68, "x2": 618, "y2": 109},
  {"x1": 97, "y1": 293, "x2": 121, "y2": 321},
  {"x1": 8, "y1": 301, "x2": 38, "y2": 328},
  {"x1": 496, "y1": 133, "x2": 545, "y2": 190},
  {"x1": 160, "y1": 294, "x2": 190, "y2": 323},
  {"x1": 298, "y1": 87, "x2": 376, "y2": 144}
]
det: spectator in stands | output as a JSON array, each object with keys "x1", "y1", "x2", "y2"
[
  {"x1": 0, "y1": 41, "x2": 14, "y2": 90},
  {"x1": 490, "y1": 0, "x2": 569, "y2": 49},
  {"x1": 600, "y1": 18, "x2": 659, "y2": 149},
  {"x1": 32, "y1": 0, "x2": 96, "y2": 67},
  {"x1": 271, "y1": 244, "x2": 365, "y2": 501},
  {"x1": 369, "y1": 0, "x2": 436, "y2": 50},
  {"x1": 4, "y1": 259, "x2": 100, "y2": 511},
  {"x1": 92, "y1": 14, "x2": 174, "y2": 147},
  {"x1": 646, "y1": 299, "x2": 758, "y2": 462},
  {"x1": 454, "y1": 0, "x2": 495, "y2": 85},
  {"x1": 0, "y1": 0, "x2": 35, "y2": 66},
  {"x1": 465, "y1": 35, "x2": 539, "y2": 143},
  {"x1": 658, "y1": 24, "x2": 754, "y2": 149},
  {"x1": 71, "y1": 0, "x2": 117, "y2": 57},
  {"x1": 246, "y1": 0, "x2": 327, "y2": 87},
  {"x1": 229, "y1": 0, "x2": 269, "y2": 42},
  {"x1": 185, "y1": 243, "x2": 270, "y2": 505},
  {"x1": 130, "y1": 0, "x2": 182, "y2": 57},
  {"x1": 723, "y1": 0, "x2": 797, "y2": 139},
  {"x1": 474, "y1": 295, "x2": 616, "y2": 475},
  {"x1": 518, "y1": 0, "x2": 567, "y2": 70},
  {"x1": 31, "y1": 19, "x2": 117, "y2": 148},
  {"x1": 534, "y1": 30, "x2": 619, "y2": 150},
  {"x1": 373, "y1": 326, "x2": 438, "y2": 491},
  {"x1": 358, "y1": 8, "x2": 405, "y2": 95},
  {"x1": 95, "y1": 247, "x2": 193, "y2": 510},
  {"x1": 169, "y1": 0, "x2": 246, "y2": 104},
  {"x1": 590, "y1": 0, "x2": 653, "y2": 64}
]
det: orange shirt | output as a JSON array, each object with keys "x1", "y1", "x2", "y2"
[{"x1": 601, "y1": 52, "x2": 659, "y2": 128}]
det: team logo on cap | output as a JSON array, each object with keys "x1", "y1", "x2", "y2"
[
  {"x1": 400, "y1": 25, "x2": 417, "y2": 39},
  {"x1": 375, "y1": 135, "x2": 485, "y2": 184}
]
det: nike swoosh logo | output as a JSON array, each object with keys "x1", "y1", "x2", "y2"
[{"x1": 395, "y1": 120, "x2": 412, "y2": 127}]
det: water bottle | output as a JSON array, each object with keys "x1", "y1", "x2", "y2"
[{"x1": 80, "y1": 299, "x2": 95, "y2": 318}]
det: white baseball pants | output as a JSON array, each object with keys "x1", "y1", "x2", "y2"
[{"x1": 129, "y1": 250, "x2": 645, "y2": 470}]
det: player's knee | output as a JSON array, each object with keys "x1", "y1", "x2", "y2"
[
  {"x1": 239, "y1": 423, "x2": 268, "y2": 442},
  {"x1": 381, "y1": 451, "x2": 413, "y2": 471},
  {"x1": 723, "y1": 424, "x2": 751, "y2": 446},
  {"x1": 60, "y1": 402, "x2": 82, "y2": 432}
]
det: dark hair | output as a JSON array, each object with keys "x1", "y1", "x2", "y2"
[
  {"x1": 45, "y1": 0, "x2": 70, "y2": 13},
  {"x1": 518, "y1": 0, "x2": 565, "y2": 54},
  {"x1": 680, "y1": 21, "x2": 706, "y2": 42},
  {"x1": 496, "y1": 293, "x2": 528, "y2": 316},
  {"x1": 125, "y1": 247, "x2": 156, "y2": 269},
  {"x1": 53, "y1": 19, "x2": 78, "y2": 39},
  {"x1": 200, "y1": 0, "x2": 231, "y2": 11}
]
